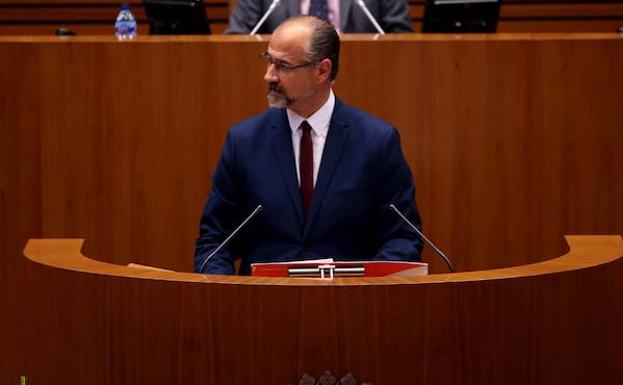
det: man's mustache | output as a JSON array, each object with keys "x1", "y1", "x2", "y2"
[{"x1": 268, "y1": 83, "x2": 283, "y2": 93}]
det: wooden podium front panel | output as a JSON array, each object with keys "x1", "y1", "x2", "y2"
[{"x1": 17, "y1": 236, "x2": 623, "y2": 384}]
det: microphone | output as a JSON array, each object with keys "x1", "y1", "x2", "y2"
[
  {"x1": 250, "y1": 0, "x2": 282, "y2": 36},
  {"x1": 389, "y1": 204, "x2": 455, "y2": 273},
  {"x1": 198, "y1": 204, "x2": 263, "y2": 273},
  {"x1": 355, "y1": 0, "x2": 385, "y2": 35}
]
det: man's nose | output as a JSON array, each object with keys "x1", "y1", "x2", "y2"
[{"x1": 264, "y1": 64, "x2": 279, "y2": 83}]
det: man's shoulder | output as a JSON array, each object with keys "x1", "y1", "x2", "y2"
[
  {"x1": 228, "y1": 107, "x2": 285, "y2": 139},
  {"x1": 335, "y1": 100, "x2": 396, "y2": 136}
]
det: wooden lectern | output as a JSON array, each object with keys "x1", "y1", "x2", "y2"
[{"x1": 23, "y1": 235, "x2": 623, "y2": 384}]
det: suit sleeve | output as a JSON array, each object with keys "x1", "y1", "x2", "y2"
[
  {"x1": 380, "y1": 0, "x2": 414, "y2": 33},
  {"x1": 374, "y1": 127, "x2": 423, "y2": 261},
  {"x1": 225, "y1": 0, "x2": 265, "y2": 34},
  {"x1": 194, "y1": 131, "x2": 243, "y2": 274}
]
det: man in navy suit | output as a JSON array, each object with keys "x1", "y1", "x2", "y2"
[
  {"x1": 195, "y1": 15, "x2": 422, "y2": 275},
  {"x1": 226, "y1": 0, "x2": 413, "y2": 34}
]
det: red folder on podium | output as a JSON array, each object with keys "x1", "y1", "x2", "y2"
[{"x1": 251, "y1": 260, "x2": 428, "y2": 278}]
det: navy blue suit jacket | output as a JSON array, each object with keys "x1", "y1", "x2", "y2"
[{"x1": 195, "y1": 99, "x2": 422, "y2": 275}]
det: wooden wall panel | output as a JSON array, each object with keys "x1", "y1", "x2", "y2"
[
  {"x1": 1, "y1": 34, "x2": 622, "y2": 271},
  {"x1": 0, "y1": 34, "x2": 622, "y2": 383},
  {"x1": 0, "y1": 1, "x2": 622, "y2": 35}
]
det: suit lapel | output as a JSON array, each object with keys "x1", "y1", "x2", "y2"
[
  {"x1": 269, "y1": 109, "x2": 305, "y2": 226},
  {"x1": 304, "y1": 101, "x2": 351, "y2": 236},
  {"x1": 339, "y1": 0, "x2": 354, "y2": 31}
]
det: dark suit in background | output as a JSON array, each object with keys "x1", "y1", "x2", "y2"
[
  {"x1": 226, "y1": 0, "x2": 413, "y2": 34},
  {"x1": 195, "y1": 99, "x2": 422, "y2": 275}
]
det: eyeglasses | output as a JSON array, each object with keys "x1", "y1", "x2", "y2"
[{"x1": 260, "y1": 51, "x2": 315, "y2": 74}]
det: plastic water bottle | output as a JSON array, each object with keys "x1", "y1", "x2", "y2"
[{"x1": 114, "y1": 3, "x2": 137, "y2": 40}]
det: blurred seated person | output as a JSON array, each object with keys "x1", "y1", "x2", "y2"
[{"x1": 226, "y1": 0, "x2": 413, "y2": 34}]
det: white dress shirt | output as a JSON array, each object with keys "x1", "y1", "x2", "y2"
[{"x1": 287, "y1": 90, "x2": 335, "y2": 187}]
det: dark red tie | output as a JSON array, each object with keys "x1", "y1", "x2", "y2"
[{"x1": 299, "y1": 121, "x2": 313, "y2": 218}]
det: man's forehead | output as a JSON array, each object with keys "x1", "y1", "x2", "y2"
[
  {"x1": 266, "y1": 44, "x2": 307, "y2": 62},
  {"x1": 268, "y1": 23, "x2": 311, "y2": 60}
]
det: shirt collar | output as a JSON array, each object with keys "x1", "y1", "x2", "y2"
[{"x1": 287, "y1": 89, "x2": 335, "y2": 137}]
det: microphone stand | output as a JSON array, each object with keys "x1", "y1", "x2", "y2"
[
  {"x1": 199, "y1": 205, "x2": 263, "y2": 273},
  {"x1": 355, "y1": 0, "x2": 385, "y2": 35},
  {"x1": 250, "y1": 0, "x2": 282, "y2": 35},
  {"x1": 389, "y1": 204, "x2": 455, "y2": 272}
]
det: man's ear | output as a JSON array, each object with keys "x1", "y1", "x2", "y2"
[{"x1": 316, "y1": 58, "x2": 332, "y2": 83}]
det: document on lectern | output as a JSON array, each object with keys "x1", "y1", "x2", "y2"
[{"x1": 251, "y1": 259, "x2": 428, "y2": 278}]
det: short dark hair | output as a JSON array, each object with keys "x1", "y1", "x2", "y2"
[{"x1": 284, "y1": 16, "x2": 340, "y2": 80}]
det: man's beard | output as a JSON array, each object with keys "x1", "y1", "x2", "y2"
[
  {"x1": 266, "y1": 83, "x2": 293, "y2": 108},
  {"x1": 266, "y1": 83, "x2": 313, "y2": 109}
]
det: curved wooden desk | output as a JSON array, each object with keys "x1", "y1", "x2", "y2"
[{"x1": 23, "y1": 236, "x2": 623, "y2": 384}]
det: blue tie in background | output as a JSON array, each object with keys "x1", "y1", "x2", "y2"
[{"x1": 309, "y1": 0, "x2": 329, "y2": 21}]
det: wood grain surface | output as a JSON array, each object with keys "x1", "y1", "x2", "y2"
[
  {"x1": 1, "y1": 34, "x2": 623, "y2": 384},
  {"x1": 17, "y1": 236, "x2": 623, "y2": 384}
]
